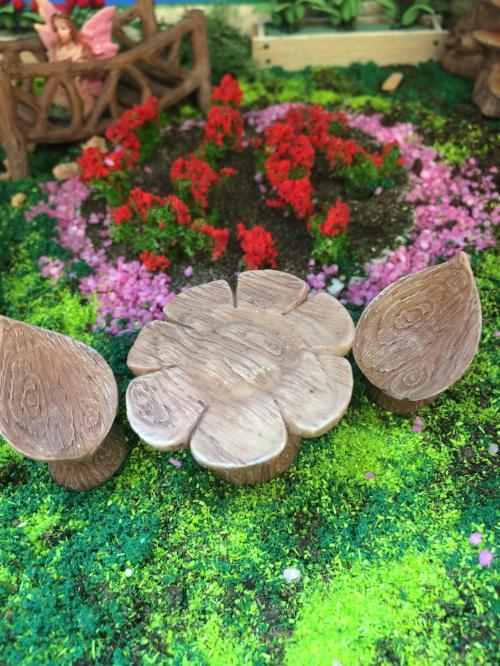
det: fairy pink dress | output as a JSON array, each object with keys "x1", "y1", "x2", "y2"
[{"x1": 35, "y1": 1, "x2": 118, "y2": 115}]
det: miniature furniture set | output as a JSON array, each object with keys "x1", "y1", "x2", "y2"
[{"x1": 0, "y1": 256, "x2": 482, "y2": 490}]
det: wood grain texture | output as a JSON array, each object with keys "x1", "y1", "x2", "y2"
[
  {"x1": 0, "y1": 316, "x2": 122, "y2": 489},
  {"x1": 252, "y1": 26, "x2": 448, "y2": 71},
  {"x1": 353, "y1": 253, "x2": 482, "y2": 411},
  {"x1": 47, "y1": 427, "x2": 126, "y2": 491},
  {"x1": 236, "y1": 270, "x2": 308, "y2": 314},
  {"x1": 0, "y1": 8, "x2": 211, "y2": 179},
  {"x1": 127, "y1": 271, "x2": 354, "y2": 483}
]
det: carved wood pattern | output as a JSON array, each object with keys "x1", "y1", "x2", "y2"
[
  {"x1": 0, "y1": 8, "x2": 211, "y2": 179},
  {"x1": 353, "y1": 253, "x2": 482, "y2": 413},
  {"x1": 48, "y1": 427, "x2": 126, "y2": 491},
  {"x1": 0, "y1": 316, "x2": 123, "y2": 490},
  {"x1": 126, "y1": 271, "x2": 354, "y2": 484}
]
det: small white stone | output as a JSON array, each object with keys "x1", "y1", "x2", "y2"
[
  {"x1": 327, "y1": 278, "x2": 345, "y2": 297},
  {"x1": 488, "y1": 443, "x2": 498, "y2": 455},
  {"x1": 124, "y1": 568, "x2": 133, "y2": 578},
  {"x1": 283, "y1": 567, "x2": 301, "y2": 582}
]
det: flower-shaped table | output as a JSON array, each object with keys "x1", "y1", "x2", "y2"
[{"x1": 126, "y1": 270, "x2": 355, "y2": 484}]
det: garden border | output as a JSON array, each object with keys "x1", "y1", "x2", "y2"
[{"x1": 251, "y1": 23, "x2": 449, "y2": 70}]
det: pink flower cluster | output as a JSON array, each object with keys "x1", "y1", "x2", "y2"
[
  {"x1": 80, "y1": 257, "x2": 176, "y2": 333},
  {"x1": 27, "y1": 176, "x2": 177, "y2": 334},
  {"x1": 345, "y1": 114, "x2": 499, "y2": 306}
]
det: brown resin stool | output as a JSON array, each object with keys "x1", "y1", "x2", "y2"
[
  {"x1": 0, "y1": 316, "x2": 125, "y2": 490},
  {"x1": 126, "y1": 270, "x2": 355, "y2": 484},
  {"x1": 353, "y1": 253, "x2": 482, "y2": 415}
]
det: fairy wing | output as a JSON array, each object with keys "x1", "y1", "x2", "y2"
[
  {"x1": 34, "y1": 0, "x2": 59, "y2": 53},
  {"x1": 80, "y1": 7, "x2": 119, "y2": 59}
]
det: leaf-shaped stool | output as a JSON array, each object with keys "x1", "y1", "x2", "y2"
[
  {"x1": 0, "y1": 316, "x2": 125, "y2": 490},
  {"x1": 353, "y1": 253, "x2": 482, "y2": 414}
]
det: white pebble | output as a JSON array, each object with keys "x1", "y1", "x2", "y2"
[
  {"x1": 283, "y1": 567, "x2": 301, "y2": 582},
  {"x1": 488, "y1": 443, "x2": 498, "y2": 455},
  {"x1": 327, "y1": 278, "x2": 345, "y2": 297},
  {"x1": 124, "y1": 568, "x2": 133, "y2": 578}
]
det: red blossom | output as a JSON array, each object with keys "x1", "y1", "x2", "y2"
[
  {"x1": 129, "y1": 187, "x2": 162, "y2": 221},
  {"x1": 203, "y1": 105, "x2": 244, "y2": 151},
  {"x1": 166, "y1": 195, "x2": 191, "y2": 226},
  {"x1": 170, "y1": 154, "x2": 221, "y2": 210},
  {"x1": 139, "y1": 250, "x2": 171, "y2": 272},
  {"x1": 237, "y1": 223, "x2": 278, "y2": 270},
  {"x1": 211, "y1": 74, "x2": 243, "y2": 107},
  {"x1": 317, "y1": 200, "x2": 350, "y2": 236},
  {"x1": 197, "y1": 224, "x2": 229, "y2": 260},
  {"x1": 77, "y1": 147, "x2": 110, "y2": 182},
  {"x1": 112, "y1": 204, "x2": 132, "y2": 227}
]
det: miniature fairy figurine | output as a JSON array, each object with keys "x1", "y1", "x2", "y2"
[{"x1": 34, "y1": 0, "x2": 118, "y2": 116}]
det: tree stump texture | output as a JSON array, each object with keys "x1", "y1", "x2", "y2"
[
  {"x1": 0, "y1": 316, "x2": 124, "y2": 490},
  {"x1": 126, "y1": 270, "x2": 355, "y2": 484},
  {"x1": 353, "y1": 253, "x2": 482, "y2": 415}
]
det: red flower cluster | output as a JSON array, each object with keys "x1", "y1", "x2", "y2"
[
  {"x1": 204, "y1": 105, "x2": 244, "y2": 150},
  {"x1": 129, "y1": 188, "x2": 164, "y2": 221},
  {"x1": 106, "y1": 97, "x2": 159, "y2": 146},
  {"x1": 237, "y1": 224, "x2": 278, "y2": 270},
  {"x1": 283, "y1": 106, "x2": 346, "y2": 151},
  {"x1": 78, "y1": 147, "x2": 113, "y2": 182},
  {"x1": 211, "y1": 74, "x2": 243, "y2": 108},
  {"x1": 165, "y1": 195, "x2": 191, "y2": 226},
  {"x1": 111, "y1": 204, "x2": 132, "y2": 227},
  {"x1": 326, "y1": 136, "x2": 367, "y2": 167},
  {"x1": 139, "y1": 250, "x2": 171, "y2": 272},
  {"x1": 264, "y1": 121, "x2": 316, "y2": 219},
  {"x1": 317, "y1": 200, "x2": 350, "y2": 236},
  {"x1": 170, "y1": 154, "x2": 223, "y2": 209},
  {"x1": 196, "y1": 224, "x2": 229, "y2": 260},
  {"x1": 78, "y1": 98, "x2": 160, "y2": 182}
]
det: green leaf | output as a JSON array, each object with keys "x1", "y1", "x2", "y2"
[
  {"x1": 377, "y1": 0, "x2": 398, "y2": 19},
  {"x1": 285, "y1": 5, "x2": 296, "y2": 25},
  {"x1": 402, "y1": 6, "x2": 422, "y2": 26},
  {"x1": 295, "y1": 4, "x2": 305, "y2": 20}
]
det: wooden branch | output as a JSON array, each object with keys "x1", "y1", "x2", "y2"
[
  {"x1": 85, "y1": 69, "x2": 121, "y2": 129},
  {"x1": 137, "y1": 0, "x2": 158, "y2": 39},
  {"x1": 0, "y1": 64, "x2": 29, "y2": 180},
  {"x1": 123, "y1": 64, "x2": 153, "y2": 101}
]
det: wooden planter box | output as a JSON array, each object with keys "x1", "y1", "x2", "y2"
[{"x1": 252, "y1": 23, "x2": 449, "y2": 70}]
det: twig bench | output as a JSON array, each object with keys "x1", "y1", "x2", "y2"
[{"x1": 0, "y1": 2, "x2": 211, "y2": 180}]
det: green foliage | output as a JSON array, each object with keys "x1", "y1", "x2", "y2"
[
  {"x1": 0, "y1": 5, "x2": 42, "y2": 33},
  {"x1": 271, "y1": 0, "x2": 364, "y2": 31},
  {"x1": 378, "y1": 0, "x2": 435, "y2": 26},
  {"x1": 112, "y1": 202, "x2": 211, "y2": 263},
  {"x1": 163, "y1": 5, "x2": 257, "y2": 85},
  {"x1": 205, "y1": 6, "x2": 258, "y2": 83},
  {"x1": 286, "y1": 553, "x2": 459, "y2": 665},
  {"x1": 341, "y1": 144, "x2": 403, "y2": 199}
]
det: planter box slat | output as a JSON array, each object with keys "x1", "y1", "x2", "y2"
[{"x1": 252, "y1": 25, "x2": 449, "y2": 70}]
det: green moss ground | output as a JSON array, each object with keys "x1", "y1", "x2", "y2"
[{"x1": 0, "y1": 62, "x2": 498, "y2": 664}]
